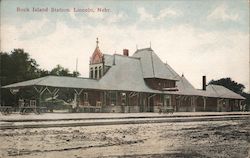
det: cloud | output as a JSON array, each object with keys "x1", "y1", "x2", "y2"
[
  {"x1": 68, "y1": 8, "x2": 126, "y2": 24},
  {"x1": 87, "y1": 11, "x2": 105, "y2": 19},
  {"x1": 21, "y1": 17, "x2": 49, "y2": 34},
  {"x1": 157, "y1": 8, "x2": 180, "y2": 20},
  {"x1": 207, "y1": 4, "x2": 239, "y2": 21},
  {"x1": 138, "y1": 7, "x2": 181, "y2": 22},
  {"x1": 137, "y1": 7, "x2": 154, "y2": 21},
  {"x1": 106, "y1": 12, "x2": 127, "y2": 23}
]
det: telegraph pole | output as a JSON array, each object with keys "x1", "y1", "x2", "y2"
[{"x1": 75, "y1": 57, "x2": 78, "y2": 76}]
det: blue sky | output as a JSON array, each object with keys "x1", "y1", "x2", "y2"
[{"x1": 1, "y1": 0, "x2": 249, "y2": 91}]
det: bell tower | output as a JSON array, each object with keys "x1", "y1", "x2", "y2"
[{"x1": 89, "y1": 38, "x2": 104, "y2": 79}]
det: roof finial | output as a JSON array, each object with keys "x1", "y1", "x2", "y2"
[
  {"x1": 96, "y1": 37, "x2": 99, "y2": 47},
  {"x1": 181, "y1": 73, "x2": 184, "y2": 77},
  {"x1": 150, "y1": 41, "x2": 151, "y2": 48},
  {"x1": 136, "y1": 44, "x2": 138, "y2": 50}
]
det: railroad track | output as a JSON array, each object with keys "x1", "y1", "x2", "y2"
[{"x1": 0, "y1": 114, "x2": 249, "y2": 130}]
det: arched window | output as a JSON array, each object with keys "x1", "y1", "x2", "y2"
[
  {"x1": 95, "y1": 67, "x2": 98, "y2": 79},
  {"x1": 99, "y1": 66, "x2": 102, "y2": 78},
  {"x1": 90, "y1": 68, "x2": 93, "y2": 78}
]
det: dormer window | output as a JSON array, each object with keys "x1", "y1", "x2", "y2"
[{"x1": 144, "y1": 78, "x2": 177, "y2": 90}]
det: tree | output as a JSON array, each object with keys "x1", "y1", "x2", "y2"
[
  {"x1": 72, "y1": 71, "x2": 80, "y2": 77},
  {"x1": 38, "y1": 69, "x2": 50, "y2": 77},
  {"x1": 1, "y1": 49, "x2": 40, "y2": 85},
  {"x1": 209, "y1": 78, "x2": 245, "y2": 94},
  {"x1": 1, "y1": 49, "x2": 80, "y2": 105},
  {"x1": 49, "y1": 65, "x2": 80, "y2": 77},
  {"x1": 50, "y1": 65, "x2": 69, "y2": 76},
  {"x1": 0, "y1": 49, "x2": 41, "y2": 105}
]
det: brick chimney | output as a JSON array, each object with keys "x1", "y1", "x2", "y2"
[
  {"x1": 123, "y1": 49, "x2": 129, "y2": 56},
  {"x1": 202, "y1": 76, "x2": 206, "y2": 90}
]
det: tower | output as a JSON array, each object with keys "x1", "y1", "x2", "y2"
[{"x1": 89, "y1": 38, "x2": 104, "y2": 79}]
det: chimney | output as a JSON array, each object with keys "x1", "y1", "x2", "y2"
[
  {"x1": 202, "y1": 76, "x2": 206, "y2": 90},
  {"x1": 123, "y1": 49, "x2": 129, "y2": 56}
]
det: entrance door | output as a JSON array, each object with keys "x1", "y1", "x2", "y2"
[
  {"x1": 121, "y1": 92, "x2": 126, "y2": 113},
  {"x1": 149, "y1": 97, "x2": 154, "y2": 112},
  {"x1": 163, "y1": 95, "x2": 171, "y2": 107}
]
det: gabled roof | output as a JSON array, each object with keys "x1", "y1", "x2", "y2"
[
  {"x1": 164, "y1": 62, "x2": 181, "y2": 80},
  {"x1": 133, "y1": 48, "x2": 177, "y2": 80},
  {"x1": 163, "y1": 62, "x2": 200, "y2": 96},
  {"x1": 175, "y1": 75, "x2": 201, "y2": 96},
  {"x1": 99, "y1": 54, "x2": 158, "y2": 93},
  {"x1": 203, "y1": 84, "x2": 245, "y2": 99}
]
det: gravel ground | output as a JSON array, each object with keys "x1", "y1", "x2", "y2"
[{"x1": 0, "y1": 118, "x2": 249, "y2": 158}]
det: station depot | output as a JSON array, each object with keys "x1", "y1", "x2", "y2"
[{"x1": 2, "y1": 39, "x2": 245, "y2": 113}]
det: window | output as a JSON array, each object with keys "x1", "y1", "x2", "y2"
[
  {"x1": 164, "y1": 95, "x2": 171, "y2": 107},
  {"x1": 121, "y1": 93, "x2": 126, "y2": 105},
  {"x1": 158, "y1": 82, "x2": 161, "y2": 87},
  {"x1": 90, "y1": 68, "x2": 93, "y2": 78},
  {"x1": 30, "y1": 100, "x2": 36, "y2": 107},
  {"x1": 99, "y1": 66, "x2": 102, "y2": 78},
  {"x1": 84, "y1": 93, "x2": 88, "y2": 101},
  {"x1": 95, "y1": 67, "x2": 98, "y2": 79},
  {"x1": 110, "y1": 92, "x2": 117, "y2": 105},
  {"x1": 165, "y1": 82, "x2": 169, "y2": 88}
]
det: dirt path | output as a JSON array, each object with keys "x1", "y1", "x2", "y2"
[{"x1": 0, "y1": 118, "x2": 249, "y2": 158}]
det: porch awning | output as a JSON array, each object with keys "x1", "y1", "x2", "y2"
[
  {"x1": 2, "y1": 76, "x2": 100, "y2": 90},
  {"x1": 1, "y1": 75, "x2": 161, "y2": 93}
]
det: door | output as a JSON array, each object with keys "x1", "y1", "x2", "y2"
[
  {"x1": 149, "y1": 97, "x2": 154, "y2": 112},
  {"x1": 163, "y1": 95, "x2": 171, "y2": 107}
]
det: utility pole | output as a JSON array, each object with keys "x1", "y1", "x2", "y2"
[{"x1": 76, "y1": 58, "x2": 78, "y2": 72}]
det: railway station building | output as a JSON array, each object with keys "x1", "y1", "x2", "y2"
[{"x1": 3, "y1": 39, "x2": 245, "y2": 113}]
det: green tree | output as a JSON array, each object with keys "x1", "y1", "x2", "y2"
[
  {"x1": 1, "y1": 49, "x2": 40, "y2": 85},
  {"x1": 50, "y1": 65, "x2": 69, "y2": 76},
  {"x1": 50, "y1": 64, "x2": 80, "y2": 77},
  {"x1": 0, "y1": 49, "x2": 40, "y2": 105}
]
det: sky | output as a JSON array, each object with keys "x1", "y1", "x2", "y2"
[{"x1": 1, "y1": 0, "x2": 249, "y2": 91}]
